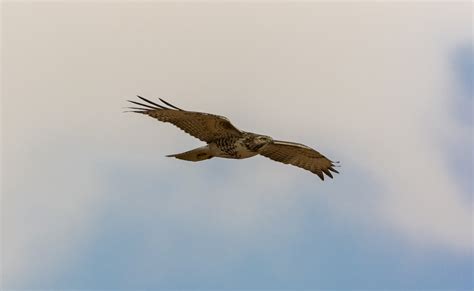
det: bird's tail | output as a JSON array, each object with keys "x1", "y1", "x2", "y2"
[{"x1": 166, "y1": 146, "x2": 213, "y2": 162}]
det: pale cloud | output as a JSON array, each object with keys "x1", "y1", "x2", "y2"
[
  {"x1": 2, "y1": 140, "x2": 104, "y2": 285},
  {"x1": 2, "y1": 1, "x2": 472, "y2": 286}
]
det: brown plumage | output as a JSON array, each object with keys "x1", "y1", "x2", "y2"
[{"x1": 127, "y1": 96, "x2": 340, "y2": 180}]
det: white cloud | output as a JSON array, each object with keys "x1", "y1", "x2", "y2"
[
  {"x1": 2, "y1": 140, "x2": 104, "y2": 285},
  {"x1": 2, "y1": 1, "x2": 472, "y2": 286}
]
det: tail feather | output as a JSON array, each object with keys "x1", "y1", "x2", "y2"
[{"x1": 167, "y1": 146, "x2": 213, "y2": 162}]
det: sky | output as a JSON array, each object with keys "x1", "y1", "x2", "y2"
[{"x1": 1, "y1": 2, "x2": 473, "y2": 290}]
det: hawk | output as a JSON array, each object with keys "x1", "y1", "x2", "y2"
[{"x1": 127, "y1": 96, "x2": 340, "y2": 180}]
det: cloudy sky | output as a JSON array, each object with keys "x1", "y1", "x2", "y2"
[{"x1": 2, "y1": 2, "x2": 472, "y2": 290}]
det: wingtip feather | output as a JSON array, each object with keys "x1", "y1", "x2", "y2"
[
  {"x1": 329, "y1": 166, "x2": 339, "y2": 174},
  {"x1": 322, "y1": 169, "x2": 333, "y2": 179},
  {"x1": 315, "y1": 171, "x2": 324, "y2": 180},
  {"x1": 136, "y1": 95, "x2": 167, "y2": 109},
  {"x1": 159, "y1": 98, "x2": 184, "y2": 111}
]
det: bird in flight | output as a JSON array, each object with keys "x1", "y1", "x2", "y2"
[{"x1": 127, "y1": 96, "x2": 340, "y2": 180}]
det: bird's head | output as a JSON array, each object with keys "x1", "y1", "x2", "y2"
[
  {"x1": 255, "y1": 135, "x2": 273, "y2": 144},
  {"x1": 250, "y1": 135, "x2": 273, "y2": 150}
]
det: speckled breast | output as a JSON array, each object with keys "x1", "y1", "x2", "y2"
[{"x1": 209, "y1": 137, "x2": 258, "y2": 159}]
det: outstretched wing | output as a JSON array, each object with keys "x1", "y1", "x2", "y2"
[
  {"x1": 127, "y1": 96, "x2": 243, "y2": 143},
  {"x1": 258, "y1": 140, "x2": 339, "y2": 180}
]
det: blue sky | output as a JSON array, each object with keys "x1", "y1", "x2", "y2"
[
  {"x1": 2, "y1": 2, "x2": 473, "y2": 290},
  {"x1": 449, "y1": 44, "x2": 473, "y2": 195}
]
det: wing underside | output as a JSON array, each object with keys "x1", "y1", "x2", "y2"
[
  {"x1": 127, "y1": 96, "x2": 243, "y2": 143},
  {"x1": 258, "y1": 140, "x2": 339, "y2": 180}
]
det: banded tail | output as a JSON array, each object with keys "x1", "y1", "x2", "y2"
[{"x1": 166, "y1": 146, "x2": 213, "y2": 162}]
